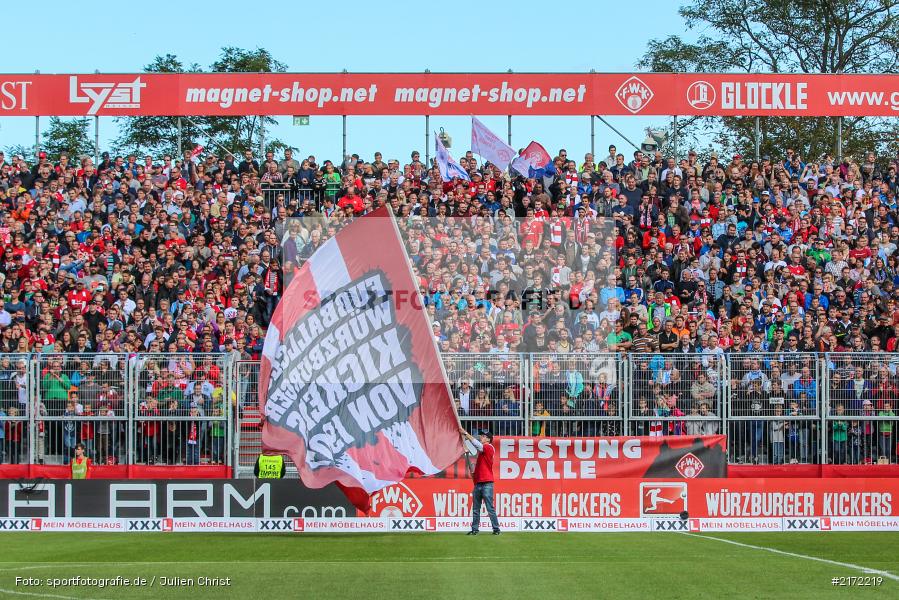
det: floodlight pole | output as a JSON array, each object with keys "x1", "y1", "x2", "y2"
[
  {"x1": 672, "y1": 115, "x2": 678, "y2": 163},
  {"x1": 754, "y1": 116, "x2": 760, "y2": 161},
  {"x1": 342, "y1": 115, "x2": 347, "y2": 164},
  {"x1": 425, "y1": 115, "x2": 430, "y2": 165},
  {"x1": 595, "y1": 116, "x2": 640, "y2": 152},
  {"x1": 34, "y1": 71, "x2": 40, "y2": 160},
  {"x1": 590, "y1": 116, "x2": 595, "y2": 157},
  {"x1": 836, "y1": 117, "x2": 843, "y2": 159},
  {"x1": 507, "y1": 115, "x2": 512, "y2": 146},
  {"x1": 94, "y1": 116, "x2": 100, "y2": 164},
  {"x1": 259, "y1": 117, "x2": 265, "y2": 158}
]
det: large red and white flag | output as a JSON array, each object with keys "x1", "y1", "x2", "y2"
[{"x1": 258, "y1": 208, "x2": 463, "y2": 511}]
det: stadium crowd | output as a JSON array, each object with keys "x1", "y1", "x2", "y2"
[{"x1": 1, "y1": 139, "x2": 899, "y2": 465}]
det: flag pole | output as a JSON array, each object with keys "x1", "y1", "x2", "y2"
[{"x1": 383, "y1": 206, "x2": 467, "y2": 449}]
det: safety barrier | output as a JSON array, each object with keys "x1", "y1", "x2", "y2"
[
  {"x1": 3, "y1": 352, "x2": 899, "y2": 470},
  {"x1": 1, "y1": 353, "x2": 233, "y2": 467}
]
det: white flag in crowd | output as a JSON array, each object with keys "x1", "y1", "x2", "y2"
[
  {"x1": 434, "y1": 133, "x2": 470, "y2": 182},
  {"x1": 470, "y1": 117, "x2": 516, "y2": 171}
]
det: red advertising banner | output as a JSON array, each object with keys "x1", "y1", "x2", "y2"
[
  {"x1": 425, "y1": 435, "x2": 727, "y2": 481},
  {"x1": 368, "y1": 477, "x2": 899, "y2": 521},
  {"x1": 1, "y1": 73, "x2": 898, "y2": 116},
  {"x1": 492, "y1": 435, "x2": 726, "y2": 480}
]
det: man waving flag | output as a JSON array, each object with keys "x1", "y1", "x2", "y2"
[{"x1": 258, "y1": 208, "x2": 463, "y2": 511}]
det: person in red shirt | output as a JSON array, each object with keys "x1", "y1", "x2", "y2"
[
  {"x1": 67, "y1": 280, "x2": 91, "y2": 313},
  {"x1": 337, "y1": 186, "x2": 365, "y2": 214},
  {"x1": 462, "y1": 428, "x2": 500, "y2": 535}
]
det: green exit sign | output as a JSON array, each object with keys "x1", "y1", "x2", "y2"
[{"x1": 292, "y1": 116, "x2": 310, "y2": 126}]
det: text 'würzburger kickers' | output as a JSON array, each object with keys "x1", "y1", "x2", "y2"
[{"x1": 498, "y1": 438, "x2": 641, "y2": 480}]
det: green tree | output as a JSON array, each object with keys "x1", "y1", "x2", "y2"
[
  {"x1": 113, "y1": 54, "x2": 204, "y2": 157},
  {"x1": 639, "y1": 0, "x2": 899, "y2": 161},
  {"x1": 41, "y1": 117, "x2": 95, "y2": 162},
  {"x1": 2, "y1": 144, "x2": 35, "y2": 164},
  {"x1": 114, "y1": 48, "x2": 288, "y2": 159}
]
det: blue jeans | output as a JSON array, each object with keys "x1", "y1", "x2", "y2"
[
  {"x1": 186, "y1": 444, "x2": 200, "y2": 465},
  {"x1": 471, "y1": 482, "x2": 500, "y2": 533},
  {"x1": 771, "y1": 441, "x2": 784, "y2": 465}
]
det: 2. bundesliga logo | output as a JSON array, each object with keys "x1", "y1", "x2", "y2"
[
  {"x1": 640, "y1": 482, "x2": 688, "y2": 517},
  {"x1": 616, "y1": 76, "x2": 654, "y2": 114}
]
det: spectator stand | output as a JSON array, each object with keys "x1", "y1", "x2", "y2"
[
  {"x1": 447, "y1": 352, "x2": 527, "y2": 438},
  {"x1": 629, "y1": 352, "x2": 725, "y2": 440},
  {"x1": 530, "y1": 352, "x2": 623, "y2": 437},
  {"x1": 825, "y1": 352, "x2": 899, "y2": 465},
  {"x1": 0, "y1": 353, "x2": 234, "y2": 468},
  {"x1": 727, "y1": 352, "x2": 822, "y2": 465},
  {"x1": 0, "y1": 354, "x2": 30, "y2": 465},
  {"x1": 132, "y1": 353, "x2": 233, "y2": 466},
  {"x1": 235, "y1": 358, "x2": 263, "y2": 477},
  {"x1": 36, "y1": 353, "x2": 130, "y2": 466}
]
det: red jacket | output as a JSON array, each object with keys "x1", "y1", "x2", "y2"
[{"x1": 473, "y1": 442, "x2": 495, "y2": 483}]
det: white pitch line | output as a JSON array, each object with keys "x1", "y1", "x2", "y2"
[
  {"x1": 0, "y1": 588, "x2": 109, "y2": 600},
  {"x1": 680, "y1": 532, "x2": 899, "y2": 581},
  {"x1": 0, "y1": 565, "x2": 97, "y2": 574}
]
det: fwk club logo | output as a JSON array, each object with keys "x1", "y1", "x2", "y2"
[
  {"x1": 615, "y1": 76, "x2": 654, "y2": 114},
  {"x1": 675, "y1": 453, "x2": 705, "y2": 478},
  {"x1": 369, "y1": 482, "x2": 422, "y2": 517}
]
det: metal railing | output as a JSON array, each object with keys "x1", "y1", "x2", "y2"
[
  {"x1": 1, "y1": 353, "x2": 233, "y2": 467},
  {"x1": 3, "y1": 351, "x2": 899, "y2": 470}
]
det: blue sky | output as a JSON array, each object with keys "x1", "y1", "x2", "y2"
[{"x1": 0, "y1": 2, "x2": 691, "y2": 163}]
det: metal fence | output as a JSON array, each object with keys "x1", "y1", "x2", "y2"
[
  {"x1": 447, "y1": 353, "x2": 528, "y2": 437},
  {"x1": 628, "y1": 352, "x2": 725, "y2": 439},
  {"x1": 259, "y1": 183, "x2": 316, "y2": 212},
  {"x1": 1, "y1": 353, "x2": 233, "y2": 467},
  {"x1": 235, "y1": 360, "x2": 263, "y2": 477},
  {"x1": 529, "y1": 353, "x2": 623, "y2": 437},
  {"x1": 824, "y1": 353, "x2": 899, "y2": 465},
  {"x1": 3, "y1": 352, "x2": 899, "y2": 470}
]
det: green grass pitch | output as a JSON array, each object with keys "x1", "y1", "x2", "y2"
[{"x1": 0, "y1": 532, "x2": 897, "y2": 599}]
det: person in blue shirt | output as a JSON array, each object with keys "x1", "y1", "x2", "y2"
[
  {"x1": 652, "y1": 268, "x2": 675, "y2": 295},
  {"x1": 599, "y1": 273, "x2": 625, "y2": 308},
  {"x1": 792, "y1": 366, "x2": 817, "y2": 406}
]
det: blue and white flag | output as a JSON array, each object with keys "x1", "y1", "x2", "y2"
[
  {"x1": 435, "y1": 133, "x2": 470, "y2": 182},
  {"x1": 471, "y1": 117, "x2": 516, "y2": 171}
]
